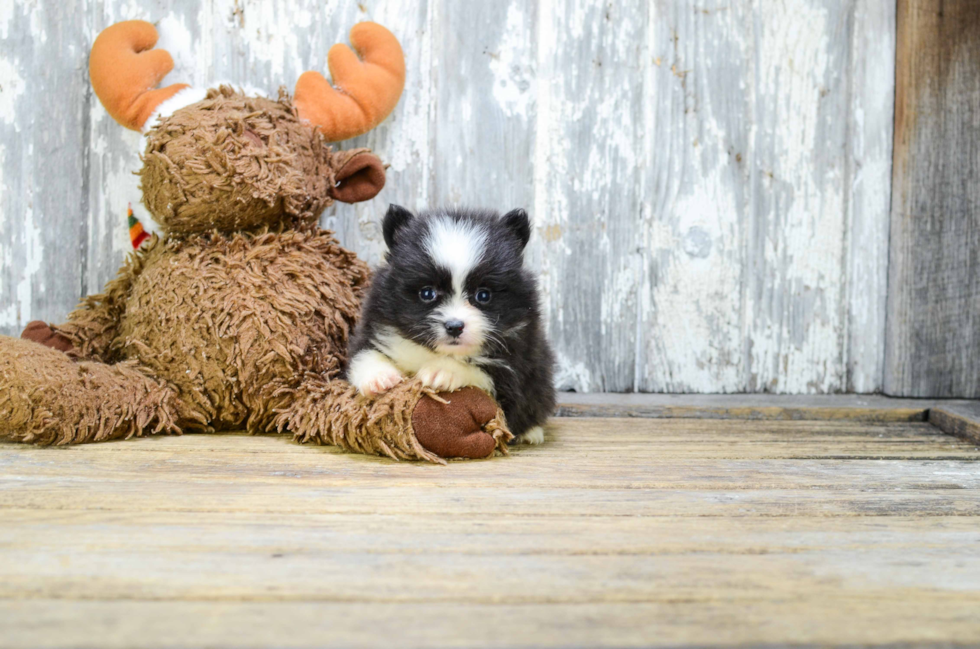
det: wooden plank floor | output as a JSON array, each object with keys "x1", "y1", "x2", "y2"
[{"x1": 1, "y1": 417, "x2": 980, "y2": 648}]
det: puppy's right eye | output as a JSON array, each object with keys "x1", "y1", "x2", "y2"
[{"x1": 419, "y1": 287, "x2": 437, "y2": 302}]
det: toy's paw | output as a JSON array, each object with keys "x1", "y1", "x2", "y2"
[
  {"x1": 356, "y1": 367, "x2": 404, "y2": 397},
  {"x1": 412, "y1": 386, "x2": 500, "y2": 459},
  {"x1": 416, "y1": 365, "x2": 467, "y2": 393},
  {"x1": 21, "y1": 321, "x2": 74, "y2": 354}
]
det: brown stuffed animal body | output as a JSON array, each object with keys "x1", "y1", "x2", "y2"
[{"x1": 0, "y1": 21, "x2": 511, "y2": 463}]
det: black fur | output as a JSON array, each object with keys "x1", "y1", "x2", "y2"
[{"x1": 348, "y1": 206, "x2": 556, "y2": 439}]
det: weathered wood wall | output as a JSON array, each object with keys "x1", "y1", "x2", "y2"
[
  {"x1": 886, "y1": 0, "x2": 980, "y2": 398},
  {"x1": 0, "y1": 0, "x2": 896, "y2": 394}
]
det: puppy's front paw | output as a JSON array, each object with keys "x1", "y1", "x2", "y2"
[
  {"x1": 357, "y1": 367, "x2": 405, "y2": 397},
  {"x1": 348, "y1": 350, "x2": 405, "y2": 397},
  {"x1": 416, "y1": 365, "x2": 467, "y2": 392}
]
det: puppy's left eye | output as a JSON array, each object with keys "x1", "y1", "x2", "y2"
[{"x1": 474, "y1": 288, "x2": 492, "y2": 304}]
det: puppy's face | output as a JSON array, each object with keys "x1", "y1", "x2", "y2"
[{"x1": 379, "y1": 206, "x2": 533, "y2": 358}]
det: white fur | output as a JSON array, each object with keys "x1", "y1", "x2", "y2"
[
  {"x1": 367, "y1": 327, "x2": 495, "y2": 395},
  {"x1": 347, "y1": 349, "x2": 404, "y2": 396},
  {"x1": 141, "y1": 87, "x2": 209, "y2": 133},
  {"x1": 521, "y1": 426, "x2": 545, "y2": 445},
  {"x1": 424, "y1": 217, "x2": 488, "y2": 294}
]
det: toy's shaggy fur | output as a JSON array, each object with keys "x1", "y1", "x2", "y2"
[{"x1": 54, "y1": 228, "x2": 369, "y2": 433}]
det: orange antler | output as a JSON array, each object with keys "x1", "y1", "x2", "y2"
[
  {"x1": 293, "y1": 22, "x2": 406, "y2": 142},
  {"x1": 89, "y1": 20, "x2": 190, "y2": 131}
]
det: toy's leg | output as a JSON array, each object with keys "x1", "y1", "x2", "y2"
[
  {"x1": 0, "y1": 336, "x2": 183, "y2": 445},
  {"x1": 274, "y1": 375, "x2": 512, "y2": 464}
]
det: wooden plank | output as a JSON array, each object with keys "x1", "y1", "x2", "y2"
[
  {"x1": 632, "y1": 1, "x2": 748, "y2": 392},
  {"x1": 6, "y1": 510, "x2": 979, "y2": 556},
  {"x1": 739, "y1": 0, "x2": 853, "y2": 393},
  {"x1": 845, "y1": 0, "x2": 896, "y2": 392},
  {"x1": 3, "y1": 542, "x2": 980, "y2": 603},
  {"x1": 4, "y1": 597, "x2": 980, "y2": 649},
  {"x1": 531, "y1": 0, "x2": 649, "y2": 391},
  {"x1": 2, "y1": 420, "x2": 979, "y2": 518},
  {"x1": 930, "y1": 402, "x2": 980, "y2": 445},
  {"x1": 7, "y1": 480, "x2": 976, "y2": 518},
  {"x1": 885, "y1": 0, "x2": 980, "y2": 397},
  {"x1": 3, "y1": 419, "x2": 979, "y2": 464},
  {"x1": 6, "y1": 418, "x2": 977, "y2": 458},
  {"x1": 0, "y1": 0, "x2": 89, "y2": 335},
  {"x1": 556, "y1": 392, "x2": 939, "y2": 421},
  {"x1": 4, "y1": 416, "x2": 961, "y2": 450},
  {"x1": 5, "y1": 456, "x2": 980, "y2": 490}
]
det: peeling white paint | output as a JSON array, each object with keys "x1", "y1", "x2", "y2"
[
  {"x1": 0, "y1": 58, "x2": 25, "y2": 126},
  {"x1": 554, "y1": 351, "x2": 594, "y2": 393},
  {"x1": 744, "y1": 1, "x2": 847, "y2": 393},
  {"x1": 646, "y1": 159, "x2": 743, "y2": 392},
  {"x1": 156, "y1": 13, "x2": 199, "y2": 84},
  {"x1": 489, "y1": 3, "x2": 533, "y2": 119},
  {"x1": 233, "y1": 0, "x2": 313, "y2": 83},
  {"x1": 0, "y1": 1, "x2": 14, "y2": 39},
  {"x1": 0, "y1": 142, "x2": 7, "y2": 277},
  {"x1": 15, "y1": 198, "x2": 40, "y2": 325}
]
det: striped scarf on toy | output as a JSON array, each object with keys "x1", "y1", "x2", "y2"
[{"x1": 128, "y1": 203, "x2": 149, "y2": 249}]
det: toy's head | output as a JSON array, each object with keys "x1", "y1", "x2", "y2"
[{"x1": 89, "y1": 20, "x2": 405, "y2": 235}]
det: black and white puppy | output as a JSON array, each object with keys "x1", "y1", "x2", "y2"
[{"x1": 346, "y1": 205, "x2": 556, "y2": 444}]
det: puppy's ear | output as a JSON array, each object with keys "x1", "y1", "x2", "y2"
[
  {"x1": 383, "y1": 204, "x2": 414, "y2": 249},
  {"x1": 502, "y1": 208, "x2": 531, "y2": 251}
]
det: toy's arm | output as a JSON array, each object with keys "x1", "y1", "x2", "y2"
[
  {"x1": 24, "y1": 237, "x2": 157, "y2": 362},
  {"x1": 275, "y1": 377, "x2": 512, "y2": 464}
]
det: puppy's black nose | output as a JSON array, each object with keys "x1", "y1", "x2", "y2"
[{"x1": 444, "y1": 320, "x2": 465, "y2": 338}]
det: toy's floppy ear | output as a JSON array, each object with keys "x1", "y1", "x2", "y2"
[
  {"x1": 329, "y1": 152, "x2": 386, "y2": 204},
  {"x1": 383, "y1": 204, "x2": 414, "y2": 249},
  {"x1": 89, "y1": 20, "x2": 192, "y2": 131},
  {"x1": 293, "y1": 22, "x2": 406, "y2": 142},
  {"x1": 502, "y1": 209, "x2": 531, "y2": 251}
]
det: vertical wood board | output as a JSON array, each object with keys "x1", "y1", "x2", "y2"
[{"x1": 885, "y1": 0, "x2": 980, "y2": 398}]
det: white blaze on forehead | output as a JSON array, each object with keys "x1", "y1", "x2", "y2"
[{"x1": 424, "y1": 217, "x2": 488, "y2": 293}]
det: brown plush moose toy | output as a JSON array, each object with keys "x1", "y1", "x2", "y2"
[{"x1": 0, "y1": 20, "x2": 511, "y2": 463}]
